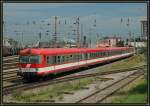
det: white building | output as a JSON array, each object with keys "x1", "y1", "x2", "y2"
[
  {"x1": 130, "y1": 42, "x2": 146, "y2": 48},
  {"x1": 3, "y1": 38, "x2": 11, "y2": 47}
]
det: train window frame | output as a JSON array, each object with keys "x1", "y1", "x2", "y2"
[
  {"x1": 57, "y1": 56, "x2": 61, "y2": 64},
  {"x1": 20, "y1": 55, "x2": 42, "y2": 64},
  {"x1": 69, "y1": 55, "x2": 73, "y2": 62},
  {"x1": 46, "y1": 55, "x2": 56, "y2": 65},
  {"x1": 61, "y1": 55, "x2": 65, "y2": 63},
  {"x1": 66, "y1": 55, "x2": 69, "y2": 62}
]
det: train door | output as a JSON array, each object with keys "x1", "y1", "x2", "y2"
[
  {"x1": 84, "y1": 53, "x2": 89, "y2": 65},
  {"x1": 84, "y1": 53, "x2": 88, "y2": 60}
]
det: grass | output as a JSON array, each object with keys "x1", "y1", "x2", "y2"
[
  {"x1": 112, "y1": 78, "x2": 147, "y2": 103},
  {"x1": 97, "y1": 53, "x2": 146, "y2": 73},
  {"x1": 12, "y1": 77, "x2": 94, "y2": 102}
]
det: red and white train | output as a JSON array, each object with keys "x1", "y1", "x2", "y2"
[{"x1": 17, "y1": 47, "x2": 135, "y2": 79}]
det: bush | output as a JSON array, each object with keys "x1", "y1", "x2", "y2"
[{"x1": 137, "y1": 47, "x2": 147, "y2": 55}]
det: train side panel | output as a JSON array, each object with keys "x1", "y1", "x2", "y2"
[{"x1": 18, "y1": 47, "x2": 135, "y2": 79}]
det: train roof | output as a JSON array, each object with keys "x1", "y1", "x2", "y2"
[{"x1": 19, "y1": 47, "x2": 133, "y2": 55}]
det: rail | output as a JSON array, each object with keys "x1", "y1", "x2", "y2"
[
  {"x1": 3, "y1": 65, "x2": 146, "y2": 95},
  {"x1": 76, "y1": 69, "x2": 144, "y2": 103}
]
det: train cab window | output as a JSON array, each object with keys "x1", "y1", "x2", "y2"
[
  {"x1": 19, "y1": 56, "x2": 29, "y2": 63},
  {"x1": 29, "y1": 56, "x2": 41, "y2": 64},
  {"x1": 20, "y1": 55, "x2": 41, "y2": 64}
]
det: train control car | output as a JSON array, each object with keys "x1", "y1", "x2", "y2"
[{"x1": 17, "y1": 47, "x2": 135, "y2": 80}]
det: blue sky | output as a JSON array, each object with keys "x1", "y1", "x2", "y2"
[{"x1": 3, "y1": 3, "x2": 147, "y2": 46}]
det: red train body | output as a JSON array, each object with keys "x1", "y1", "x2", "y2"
[{"x1": 17, "y1": 47, "x2": 135, "y2": 79}]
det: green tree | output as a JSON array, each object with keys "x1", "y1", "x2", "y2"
[
  {"x1": 116, "y1": 40, "x2": 124, "y2": 47},
  {"x1": 8, "y1": 38, "x2": 18, "y2": 47}
]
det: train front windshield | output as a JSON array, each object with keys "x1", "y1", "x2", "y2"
[{"x1": 19, "y1": 55, "x2": 41, "y2": 64}]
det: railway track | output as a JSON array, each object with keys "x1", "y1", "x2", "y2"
[
  {"x1": 76, "y1": 69, "x2": 145, "y2": 103},
  {"x1": 3, "y1": 55, "x2": 19, "y2": 81},
  {"x1": 3, "y1": 65, "x2": 146, "y2": 96},
  {"x1": 3, "y1": 55, "x2": 18, "y2": 61}
]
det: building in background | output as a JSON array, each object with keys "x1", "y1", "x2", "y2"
[
  {"x1": 96, "y1": 35, "x2": 122, "y2": 47},
  {"x1": 140, "y1": 17, "x2": 147, "y2": 40},
  {"x1": 3, "y1": 38, "x2": 12, "y2": 48},
  {"x1": 128, "y1": 17, "x2": 147, "y2": 48}
]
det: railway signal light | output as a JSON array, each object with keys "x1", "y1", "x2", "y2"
[{"x1": 120, "y1": 18, "x2": 123, "y2": 24}]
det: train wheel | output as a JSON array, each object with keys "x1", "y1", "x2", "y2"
[
  {"x1": 22, "y1": 76, "x2": 37, "y2": 83},
  {"x1": 43, "y1": 74, "x2": 54, "y2": 81}
]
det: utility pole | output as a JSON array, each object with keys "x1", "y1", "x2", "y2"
[
  {"x1": 83, "y1": 36, "x2": 87, "y2": 48},
  {"x1": 96, "y1": 33, "x2": 99, "y2": 47},
  {"x1": 38, "y1": 32, "x2": 41, "y2": 48},
  {"x1": 76, "y1": 17, "x2": 80, "y2": 48},
  {"x1": 72, "y1": 29, "x2": 76, "y2": 41},
  {"x1": 3, "y1": 20, "x2": 8, "y2": 39},
  {"x1": 128, "y1": 31, "x2": 131, "y2": 46},
  {"x1": 22, "y1": 32, "x2": 23, "y2": 48},
  {"x1": 3, "y1": 21, "x2": 5, "y2": 37},
  {"x1": 133, "y1": 32, "x2": 136, "y2": 53},
  {"x1": 89, "y1": 28, "x2": 92, "y2": 48},
  {"x1": 53, "y1": 16, "x2": 57, "y2": 47},
  {"x1": 81, "y1": 24, "x2": 83, "y2": 47}
]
